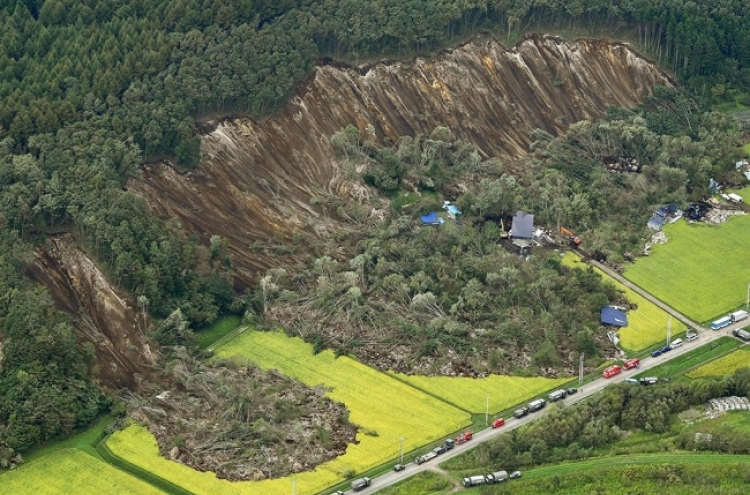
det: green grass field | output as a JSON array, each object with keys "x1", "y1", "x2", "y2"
[
  {"x1": 194, "y1": 315, "x2": 242, "y2": 349},
  {"x1": 389, "y1": 373, "x2": 569, "y2": 415},
  {"x1": 106, "y1": 330, "x2": 471, "y2": 495},
  {"x1": 743, "y1": 142, "x2": 750, "y2": 156},
  {"x1": 625, "y1": 217, "x2": 750, "y2": 322},
  {"x1": 562, "y1": 253, "x2": 685, "y2": 351},
  {"x1": 635, "y1": 337, "x2": 742, "y2": 379},
  {"x1": 687, "y1": 347, "x2": 750, "y2": 378},
  {"x1": 372, "y1": 472, "x2": 452, "y2": 495},
  {"x1": 0, "y1": 449, "x2": 167, "y2": 495}
]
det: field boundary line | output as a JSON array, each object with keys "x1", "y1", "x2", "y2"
[
  {"x1": 206, "y1": 324, "x2": 250, "y2": 352},
  {"x1": 96, "y1": 434, "x2": 197, "y2": 495},
  {"x1": 385, "y1": 373, "x2": 476, "y2": 415},
  {"x1": 590, "y1": 260, "x2": 704, "y2": 331}
]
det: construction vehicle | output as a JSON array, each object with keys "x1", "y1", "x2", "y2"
[
  {"x1": 528, "y1": 398, "x2": 547, "y2": 412},
  {"x1": 463, "y1": 475, "x2": 486, "y2": 487},
  {"x1": 454, "y1": 431, "x2": 473, "y2": 444},
  {"x1": 560, "y1": 227, "x2": 581, "y2": 246},
  {"x1": 548, "y1": 389, "x2": 567, "y2": 402},
  {"x1": 486, "y1": 470, "x2": 508, "y2": 484}
]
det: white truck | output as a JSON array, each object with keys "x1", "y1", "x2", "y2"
[
  {"x1": 413, "y1": 451, "x2": 438, "y2": 465},
  {"x1": 548, "y1": 389, "x2": 567, "y2": 402},
  {"x1": 486, "y1": 470, "x2": 508, "y2": 484},
  {"x1": 463, "y1": 475, "x2": 486, "y2": 487},
  {"x1": 351, "y1": 477, "x2": 371, "y2": 491},
  {"x1": 730, "y1": 310, "x2": 748, "y2": 323}
]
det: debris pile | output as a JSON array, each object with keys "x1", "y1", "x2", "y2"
[{"x1": 703, "y1": 208, "x2": 746, "y2": 225}]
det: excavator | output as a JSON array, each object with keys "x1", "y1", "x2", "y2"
[{"x1": 560, "y1": 227, "x2": 581, "y2": 247}]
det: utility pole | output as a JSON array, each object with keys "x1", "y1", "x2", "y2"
[
  {"x1": 292, "y1": 478, "x2": 297, "y2": 495},
  {"x1": 485, "y1": 395, "x2": 489, "y2": 426},
  {"x1": 579, "y1": 353, "x2": 584, "y2": 384},
  {"x1": 399, "y1": 437, "x2": 404, "y2": 465},
  {"x1": 667, "y1": 315, "x2": 672, "y2": 346}
]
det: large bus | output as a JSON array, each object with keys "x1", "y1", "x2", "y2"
[{"x1": 711, "y1": 316, "x2": 732, "y2": 330}]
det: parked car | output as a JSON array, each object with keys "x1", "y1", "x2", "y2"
[
  {"x1": 625, "y1": 378, "x2": 639, "y2": 385},
  {"x1": 492, "y1": 417, "x2": 506, "y2": 428},
  {"x1": 334, "y1": 491, "x2": 344, "y2": 495},
  {"x1": 651, "y1": 350, "x2": 662, "y2": 358},
  {"x1": 393, "y1": 464, "x2": 405, "y2": 472},
  {"x1": 566, "y1": 387, "x2": 578, "y2": 396},
  {"x1": 670, "y1": 338, "x2": 683, "y2": 348},
  {"x1": 660, "y1": 345, "x2": 672, "y2": 353},
  {"x1": 686, "y1": 332, "x2": 698, "y2": 342},
  {"x1": 510, "y1": 470, "x2": 522, "y2": 479}
]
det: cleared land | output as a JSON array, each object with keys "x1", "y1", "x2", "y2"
[
  {"x1": 390, "y1": 373, "x2": 569, "y2": 414},
  {"x1": 625, "y1": 217, "x2": 750, "y2": 322},
  {"x1": 687, "y1": 347, "x2": 750, "y2": 378},
  {"x1": 107, "y1": 330, "x2": 471, "y2": 495},
  {"x1": 0, "y1": 448, "x2": 167, "y2": 495},
  {"x1": 562, "y1": 252, "x2": 685, "y2": 351}
]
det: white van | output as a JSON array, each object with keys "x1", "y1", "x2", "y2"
[
  {"x1": 670, "y1": 338, "x2": 683, "y2": 348},
  {"x1": 686, "y1": 332, "x2": 698, "y2": 342}
]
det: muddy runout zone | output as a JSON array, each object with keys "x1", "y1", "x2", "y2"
[{"x1": 126, "y1": 352, "x2": 357, "y2": 481}]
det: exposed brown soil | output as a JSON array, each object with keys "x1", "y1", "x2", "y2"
[
  {"x1": 127, "y1": 352, "x2": 357, "y2": 481},
  {"x1": 129, "y1": 34, "x2": 671, "y2": 288},
  {"x1": 25, "y1": 235, "x2": 156, "y2": 388}
]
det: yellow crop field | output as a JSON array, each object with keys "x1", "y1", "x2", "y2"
[
  {"x1": 562, "y1": 253, "x2": 686, "y2": 351},
  {"x1": 106, "y1": 330, "x2": 471, "y2": 495},
  {"x1": 0, "y1": 448, "x2": 166, "y2": 495},
  {"x1": 687, "y1": 348, "x2": 750, "y2": 378},
  {"x1": 390, "y1": 373, "x2": 569, "y2": 414}
]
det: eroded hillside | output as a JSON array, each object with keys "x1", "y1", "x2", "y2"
[
  {"x1": 26, "y1": 236, "x2": 156, "y2": 388},
  {"x1": 130, "y1": 35, "x2": 671, "y2": 285}
]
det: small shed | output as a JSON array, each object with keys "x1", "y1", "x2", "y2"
[
  {"x1": 601, "y1": 306, "x2": 628, "y2": 327},
  {"x1": 510, "y1": 210, "x2": 534, "y2": 238}
]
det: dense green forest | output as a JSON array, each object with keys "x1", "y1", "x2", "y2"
[{"x1": 1, "y1": 0, "x2": 750, "y2": 457}]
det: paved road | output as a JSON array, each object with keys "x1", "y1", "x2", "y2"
[{"x1": 340, "y1": 265, "x2": 750, "y2": 495}]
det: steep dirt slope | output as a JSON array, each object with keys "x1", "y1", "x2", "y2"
[
  {"x1": 26, "y1": 235, "x2": 156, "y2": 388},
  {"x1": 130, "y1": 35, "x2": 671, "y2": 285}
]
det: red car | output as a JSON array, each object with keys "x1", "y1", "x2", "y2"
[
  {"x1": 491, "y1": 418, "x2": 505, "y2": 428},
  {"x1": 623, "y1": 358, "x2": 640, "y2": 370}
]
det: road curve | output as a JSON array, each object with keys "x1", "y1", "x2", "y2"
[{"x1": 344, "y1": 262, "x2": 748, "y2": 495}]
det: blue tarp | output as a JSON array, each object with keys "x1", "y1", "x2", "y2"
[
  {"x1": 601, "y1": 306, "x2": 628, "y2": 327},
  {"x1": 420, "y1": 211, "x2": 444, "y2": 225}
]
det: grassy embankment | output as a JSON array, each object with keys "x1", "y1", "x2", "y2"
[
  {"x1": 634, "y1": 337, "x2": 742, "y2": 379},
  {"x1": 625, "y1": 216, "x2": 750, "y2": 323},
  {"x1": 561, "y1": 252, "x2": 686, "y2": 351}
]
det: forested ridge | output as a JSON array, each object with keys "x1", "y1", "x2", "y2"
[{"x1": 1, "y1": 0, "x2": 750, "y2": 461}]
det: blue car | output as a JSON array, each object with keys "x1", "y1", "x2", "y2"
[
  {"x1": 660, "y1": 345, "x2": 673, "y2": 353},
  {"x1": 651, "y1": 350, "x2": 662, "y2": 358}
]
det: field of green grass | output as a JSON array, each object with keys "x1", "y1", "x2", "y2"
[
  {"x1": 194, "y1": 315, "x2": 242, "y2": 349},
  {"x1": 687, "y1": 347, "x2": 750, "y2": 378},
  {"x1": 625, "y1": 217, "x2": 750, "y2": 322},
  {"x1": 389, "y1": 373, "x2": 569, "y2": 415},
  {"x1": 0, "y1": 449, "x2": 167, "y2": 495},
  {"x1": 635, "y1": 337, "x2": 742, "y2": 379},
  {"x1": 562, "y1": 252, "x2": 686, "y2": 351},
  {"x1": 372, "y1": 472, "x2": 452, "y2": 495}
]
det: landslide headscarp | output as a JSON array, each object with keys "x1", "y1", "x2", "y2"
[{"x1": 130, "y1": 35, "x2": 671, "y2": 285}]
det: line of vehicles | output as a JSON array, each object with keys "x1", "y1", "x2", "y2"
[
  {"x1": 711, "y1": 310, "x2": 748, "y2": 330},
  {"x1": 413, "y1": 431, "x2": 473, "y2": 465},
  {"x1": 463, "y1": 469, "x2": 522, "y2": 487}
]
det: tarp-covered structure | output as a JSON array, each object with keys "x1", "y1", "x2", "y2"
[
  {"x1": 420, "y1": 211, "x2": 444, "y2": 225},
  {"x1": 511, "y1": 210, "x2": 534, "y2": 238},
  {"x1": 601, "y1": 306, "x2": 628, "y2": 327}
]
